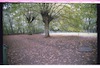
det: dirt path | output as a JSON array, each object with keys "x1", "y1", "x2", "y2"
[{"x1": 3, "y1": 34, "x2": 97, "y2": 65}]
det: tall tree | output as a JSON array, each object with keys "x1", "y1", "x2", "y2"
[
  {"x1": 3, "y1": 3, "x2": 14, "y2": 34},
  {"x1": 38, "y1": 3, "x2": 65, "y2": 37},
  {"x1": 80, "y1": 4, "x2": 97, "y2": 32},
  {"x1": 3, "y1": 3, "x2": 97, "y2": 35}
]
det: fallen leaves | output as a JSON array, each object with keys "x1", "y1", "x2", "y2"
[{"x1": 3, "y1": 34, "x2": 97, "y2": 65}]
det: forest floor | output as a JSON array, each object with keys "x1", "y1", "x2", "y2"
[{"x1": 3, "y1": 33, "x2": 97, "y2": 65}]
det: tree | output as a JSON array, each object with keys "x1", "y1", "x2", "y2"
[
  {"x1": 3, "y1": 3, "x2": 97, "y2": 35},
  {"x1": 57, "y1": 4, "x2": 84, "y2": 32},
  {"x1": 37, "y1": 3, "x2": 65, "y2": 37},
  {"x1": 68, "y1": 4, "x2": 97, "y2": 32},
  {"x1": 3, "y1": 3, "x2": 14, "y2": 34},
  {"x1": 55, "y1": 4, "x2": 97, "y2": 32},
  {"x1": 24, "y1": 9, "x2": 37, "y2": 35},
  {"x1": 79, "y1": 4, "x2": 97, "y2": 32}
]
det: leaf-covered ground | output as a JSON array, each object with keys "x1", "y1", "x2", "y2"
[{"x1": 3, "y1": 34, "x2": 97, "y2": 65}]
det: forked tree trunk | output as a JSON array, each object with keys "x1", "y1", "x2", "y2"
[{"x1": 44, "y1": 22, "x2": 50, "y2": 37}]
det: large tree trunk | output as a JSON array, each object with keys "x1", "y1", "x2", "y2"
[{"x1": 44, "y1": 22, "x2": 50, "y2": 37}]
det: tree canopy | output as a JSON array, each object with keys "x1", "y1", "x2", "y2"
[{"x1": 3, "y1": 3, "x2": 97, "y2": 36}]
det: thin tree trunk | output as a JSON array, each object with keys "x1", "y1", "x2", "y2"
[
  {"x1": 17, "y1": 27, "x2": 19, "y2": 33},
  {"x1": 9, "y1": 19, "x2": 14, "y2": 34},
  {"x1": 28, "y1": 23, "x2": 32, "y2": 35},
  {"x1": 88, "y1": 18, "x2": 91, "y2": 33},
  {"x1": 3, "y1": 24, "x2": 9, "y2": 35},
  {"x1": 8, "y1": 15, "x2": 13, "y2": 34},
  {"x1": 17, "y1": 26, "x2": 21, "y2": 34},
  {"x1": 5, "y1": 26, "x2": 9, "y2": 35},
  {"x1": 44, "y1": 22, "x2": 50, "y2": 37},
  {"x1": 23, "y1": 28, "x2": 25, "y2": 34}
]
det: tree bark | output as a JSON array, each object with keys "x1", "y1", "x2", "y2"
[
  {"x1": 9, "y1": 18, "x2": 14, "y2": 34},
  {"x1": 44, "y1": 22, "x2": 50, "y2": 37},
  {"x1": 28, "y1": 23, "x2": 32, "y2": 35}
]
